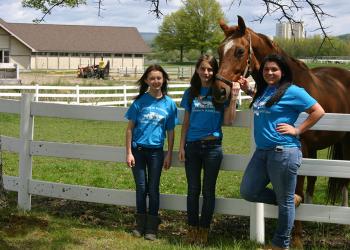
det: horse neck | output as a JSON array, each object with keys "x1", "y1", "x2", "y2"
[{"x1": 250, "y1": 32, "x2": 320, "y2": 95}]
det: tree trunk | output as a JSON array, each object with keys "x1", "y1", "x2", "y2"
[{"x1": 180, "y1": 46, "x2": 184, "y2": 63}]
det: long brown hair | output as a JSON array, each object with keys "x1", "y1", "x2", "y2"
[{"x1": 189, "y1": 55, "x2": 220, "y2": 108}]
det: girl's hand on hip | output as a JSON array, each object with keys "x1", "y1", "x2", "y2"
[{"x1": 276, "y1": 123, "x2": 298, "y2": 136}]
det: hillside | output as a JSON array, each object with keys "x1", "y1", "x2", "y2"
[
  {"x1": 140, "y1": 32, "x2": 157, "y2": 46},
  {"x1": 337, "y1": 33, "x2": 350, "y2": 41}
]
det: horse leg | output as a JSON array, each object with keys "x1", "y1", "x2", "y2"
[
  {"x1": 342, "y1": 186, "x2": 348, "y2": 207},
  {"x1": 305, "y1": 176, "x2": 316, "y2": 204},
  {"x1": 292, "y1": 175, "x2": 305, "y2": 249},
  {"x1": 341, "y1": 133, "x2": 350, "y2": 207},
  {"x1": 304, "y1": 150, "x2": 317, "y2": 204},
  {"x1": 292, "y1": 144, "x2": 314, "y2": 249}
]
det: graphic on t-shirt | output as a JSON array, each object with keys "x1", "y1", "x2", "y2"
[
  {"x1": 253, "y1": 89, "x2": 275, "y2": 116},
  {"x1": 192, "y1": 98, "x2": 218, "y2": 113},
  {"x1": 140, "y1": 110, "x2": 165, "y2": 125}
]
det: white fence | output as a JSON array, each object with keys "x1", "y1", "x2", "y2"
[
  {"x1": 114, "y1": 66, "x2": 195, "y2": 79},
  {"x1": 1, "y1": 94, "x2": 350, "y2": 244},
  {"x1": 0, "y1": 84, "x2": 252, "y2": 106}
]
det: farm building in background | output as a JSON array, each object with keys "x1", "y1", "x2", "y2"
[{"x1": 0, "y1": 18, "x2": 150, "y2": 70}]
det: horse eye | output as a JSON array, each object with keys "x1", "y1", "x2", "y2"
[{"x1": 235, "y1": 48, "x2": 245, "y2": 58}]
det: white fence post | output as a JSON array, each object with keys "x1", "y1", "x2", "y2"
[
  {"x1": 16, "y1": 64, "x2": 19, "y2": 80},
  {"x1": 238, "y1": 90, "x2": 242, "y2": 106},
  {"x1": 248, "y1": 110, "x2": 265, "y2": 244},
  {"x1": 18, "y1": 93, "x2": 34, "y2": 211},
  {"x1": 123, "y1": 84, "x2": 127, "y2": 107},
  {"x1": 76, "y1": 85, "x2": 80, "y2": 104},
  {"x1": 35, "y1": 84, "x2": 39, "y2": 102}
]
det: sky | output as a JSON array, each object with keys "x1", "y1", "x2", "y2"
[{"x1": 1, "y1": 0, "x2": 350, "y2": 37}]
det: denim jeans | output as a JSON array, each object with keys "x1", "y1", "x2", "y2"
[
  {"x1": 185, "y1": 140, "x2": 223, "y2": 228},
  {"x1": 131, "y1": 146, "x2": 164, "y2": 216},
  {"x1": 240, "y1": 147, "x2": 302, "y2": 249}
]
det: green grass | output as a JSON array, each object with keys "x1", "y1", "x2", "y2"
[{"x1": 0, "y1": 112, "x2": 349, "y2": 249}]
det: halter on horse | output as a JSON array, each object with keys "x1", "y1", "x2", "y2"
[{"x1": 213, "y1": 16, "x2": 350, "y2": 248}]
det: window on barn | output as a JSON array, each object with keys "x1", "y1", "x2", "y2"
[
  {"x1": 124, "y1": 54, "x2": 132, "y2": 58},
  {"x1": 103, "y1": 53, "x2": 111, "y2": 57},
  {"x1": 71, "y1": 53, "x2": 80, "y2": 57},
  {"x1": 114, "y1": 53, "x2": 122, "y2": 57},
  {"x1": 134, "y1": 54, "x2": 143, "y2": 58},
  {"x1": 0, "y1": 50, "x2": 10, "y2": 63}
]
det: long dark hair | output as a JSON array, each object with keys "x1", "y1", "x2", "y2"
[
  {"x1": 250, "y1": 54, "x2": 293, "y2": 108},
  {"x1": 135, "y1": 64, "x2": 169, "y2": 100},
  {"x1": 189, "y1": 54, "x2": 220, "y2": 108}
]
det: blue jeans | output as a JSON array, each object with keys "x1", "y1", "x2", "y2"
[
  {"x1": 131, "y1": 146, "x2": 164, "y2": 216},
  {"x1": 185, "y1": 140, "x2": 223, "y2": 228},
  {"x1": 240, "y1": 147, "x2": 302, "y2": 249}
]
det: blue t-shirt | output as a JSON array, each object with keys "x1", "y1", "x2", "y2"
[
  {"x1": 253, "y1": 84, "x2": 316, "y2": 149},
  {"x1": 125, "y1": 93, "x2": 178, "y2": 148},
  {"x1": 180, "y1": 87, "x2": 226, "y2": 142}
]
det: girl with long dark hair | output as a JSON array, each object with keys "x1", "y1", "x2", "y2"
[
  {"x1": 239, "y1": 54, "x2": 325, "y2": 250},
  {"x1": 125, "y1": 64, "x2": 178, "y2": 241}
]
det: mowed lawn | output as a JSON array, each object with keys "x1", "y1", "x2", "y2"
[{"x1": 0, "y1": 111, "x2": 349, "y2": 249}]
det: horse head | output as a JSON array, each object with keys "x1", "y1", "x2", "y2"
[{"x1": 213, "y1": 16, "x2": 260, "y2": 103}]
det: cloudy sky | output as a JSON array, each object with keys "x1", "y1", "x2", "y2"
[{"x1": 1, "y1": 0, "x2": 349, "y2": 36}]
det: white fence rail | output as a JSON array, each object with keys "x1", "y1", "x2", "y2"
[
  {"x1": 0, "y1": 84, "x2": 252, "y2": 106},
  {"x1": 113, "y1": 66, "x2": 195, "y2": 79},
  {"x1": 1, "y1": 94, "x2": 350, "y2": 244}
]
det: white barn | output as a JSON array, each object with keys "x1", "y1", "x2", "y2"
[{"x1": 0, "y1": 18, "x2": 151, "y2": 70}]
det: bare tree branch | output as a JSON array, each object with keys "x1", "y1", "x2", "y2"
[
  {"x1": 33, "y1": 0, "x2": 67, "y2": 23},
  {"x1": 230, "y1": 0, "x2": 333, "y2": 55}
]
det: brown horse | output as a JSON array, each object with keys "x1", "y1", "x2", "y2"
[{"x1": 213, "y1": 16, "x2": 350, "y2": 248}]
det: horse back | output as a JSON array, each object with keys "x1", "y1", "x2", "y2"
[{"x1": 310, "y1": 66, "x2": 350, "y2": 113}]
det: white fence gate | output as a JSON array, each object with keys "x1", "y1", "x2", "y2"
[{"x1": 1, "y1": 94, "x2": 350, "y2": 244}]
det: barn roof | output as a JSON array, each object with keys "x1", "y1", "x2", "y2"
[{"x1": 0, "y1": 18, "x2": 151, "y2": 54}]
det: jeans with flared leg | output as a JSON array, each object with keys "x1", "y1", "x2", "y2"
[{"x1": 240, "y1": 147, "x2": 302, "y2": 248}]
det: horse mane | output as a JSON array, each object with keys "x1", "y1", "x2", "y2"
[{"x1": 253, "y1": 30, "x2": 309, "y2": 71}]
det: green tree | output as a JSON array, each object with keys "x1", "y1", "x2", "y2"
[
  {"x1": 183, "y1": 0, "x2": 224, "y2": 54},
  {"x1": 154, "y1": 10, "x2": 190, "y2": 63},
  {"x1": 154, "y1": 0, "x2": 224, "y2": 62},
  {"x1": 275, "y1": 36, "x2": 350, "y2": 58},
  {"x1": 22, "y1": 0, "x2": 87, "y2": 22}
]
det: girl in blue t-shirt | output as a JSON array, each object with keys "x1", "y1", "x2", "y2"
[
  {"x1": 178, "y1": 55, "x2": 240, "y2": 245},
  {"x1": 125, "y1": 64, "x2": 178, "y2": 241},
  {"x1": 239, "y1": 54, "x2": 325, "y2": 249}
]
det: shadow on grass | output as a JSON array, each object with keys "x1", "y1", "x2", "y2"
[{"x1": 1, "y1": 192, "x2": 350, "y2": 249}]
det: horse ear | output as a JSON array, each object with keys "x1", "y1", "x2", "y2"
[
  {"x1": 237, "y1": 15, "x2": 246, "y2": 34},
  {"x1": 219, "y1": 19, "x2": 230, "y2": 36}
]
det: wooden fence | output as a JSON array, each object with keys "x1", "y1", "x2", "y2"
[{"x1": 1, "y1": 94, "x2": 350, "y2": 244}]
